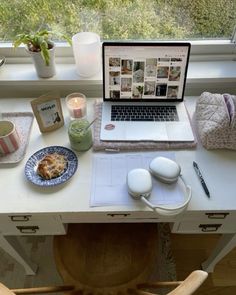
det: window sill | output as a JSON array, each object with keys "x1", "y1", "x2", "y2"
[
  {"x1": 0, "y1": 62, "x2": 102, "y2": 84},
  {"x1": 0, "y1": 62, "x2": 103, "y2": 98},
  {"x1": 0, "y1": 60, "x2": 235, "y2": 97}
]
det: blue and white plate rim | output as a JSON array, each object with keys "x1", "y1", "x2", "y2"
[{"x1": 24, "y1": 145, "x2": 78, "y2": 187}]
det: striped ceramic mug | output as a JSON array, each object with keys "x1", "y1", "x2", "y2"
[{"x1": 0, "y1": 120, "x2": 20, "y2": 155}]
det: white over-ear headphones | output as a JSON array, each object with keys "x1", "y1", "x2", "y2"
[{"x1": 127, "y1": 157, "x2": 191, "y2": 215}]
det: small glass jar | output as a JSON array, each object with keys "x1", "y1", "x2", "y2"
[
  {"x1": 66, "y1": 92, "x2": 87, "y2": 120},
  {"x1": 68, "y1": 119, "x2": 93, "y2": 152}
]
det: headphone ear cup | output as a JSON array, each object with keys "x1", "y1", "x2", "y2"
[
  {"x1": 149, "y1": 156, "x2": 181, "y2": 183},
  {"x1": 127, "y1": 168, "x2": 152, "y2": 200}
]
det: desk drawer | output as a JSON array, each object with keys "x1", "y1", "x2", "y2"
[
  {"x1": 172, "y1": 211, "x2": 236, "y2": 233},
  {"x1": 173, "y1": 220, "x2": 236, "y2": 233},
  {"x1": 182, "y1": 211, "x2": 233, "y2": 222},
  {"x1": 60, "y1": 212, "x2": 179, "y2": 223},
  {"x1": 0, "y1": 214, "x2": 66, "y2": 235}
]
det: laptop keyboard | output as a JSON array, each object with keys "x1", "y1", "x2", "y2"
[{"x1": 111, "y1": 105, "x2": 179, "y2": 121}]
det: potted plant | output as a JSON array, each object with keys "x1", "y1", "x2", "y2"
[{"x1": 13, "y1": 30, "x2": 71, "y2": 78}]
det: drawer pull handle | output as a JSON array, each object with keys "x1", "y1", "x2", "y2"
[
  {"x1": 16, "y1": 226, "x2": 39, "y2": 234},
  {"x1": 205, "y1": 213, "x2": 229, "y2": 219},
  {"x1": 107, "y1": 214, "x2": 131, "y2": 217},
  {"x1": 199, "y1": 224, "x2": 222, "y2": 232},
  {"x1": 9, "y1": 215, "x2": 32, "y2": 222}
]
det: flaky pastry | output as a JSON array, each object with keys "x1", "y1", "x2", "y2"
[{"x1": 37, "y1": 153, "x2": 67, "y2": 180}]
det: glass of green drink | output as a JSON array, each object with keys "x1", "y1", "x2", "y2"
[{"x1": 68, "y1": 119, "x2": 93, "y2": 152}]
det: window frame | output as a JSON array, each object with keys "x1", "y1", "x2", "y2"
[
  {"x1": 0, "y1": 38, "x2": 235, "y2": 98},
  {"x1": 0, "y1": 39, "x2": 235, "y2": 62}
]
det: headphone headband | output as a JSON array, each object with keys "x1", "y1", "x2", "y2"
[{"x1": 141, "y1": 175, "x2": 191, "y2": 215}]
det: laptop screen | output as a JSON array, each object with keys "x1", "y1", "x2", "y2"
[{"x1": 103, "y1": 42, "x2": 191, "y2": 102}]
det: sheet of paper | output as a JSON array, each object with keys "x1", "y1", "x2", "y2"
[{"x1": 90, "y1": 152, "x2": 184, "y2": 207}]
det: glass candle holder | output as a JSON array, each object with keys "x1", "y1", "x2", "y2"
[
  {"x1": 66, "y1": 93, "x2": 87, "y2": 120},
  {"x1": 68, "y1": 119, "x2": 93, "y2": 152},
  {"x1": 72, "y1": 32, "x2": 101, "y2": 77}
]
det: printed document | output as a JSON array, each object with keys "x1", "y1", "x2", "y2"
[{"x1": 90, "y1": 152, "x2": 184, "y2": 207}]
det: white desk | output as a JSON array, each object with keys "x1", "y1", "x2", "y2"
[{"x1": 1, "y1": 97, "x2": 236, "y2": 275}]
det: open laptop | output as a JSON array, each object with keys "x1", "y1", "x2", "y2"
[{"x1": 100, "y1": 41, "x2": 194, "y2": 142}]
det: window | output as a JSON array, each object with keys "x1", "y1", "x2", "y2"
[
  {"x1": 0, "y1": 0, "x2": 235, "y2": 98},
  {"x1": 0, "y1": 0, "x2": 235, "y2": 41}
]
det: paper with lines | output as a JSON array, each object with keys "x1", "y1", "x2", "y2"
[{"x1": 90, "y1": 152, "x2": 184, "y2": 207}]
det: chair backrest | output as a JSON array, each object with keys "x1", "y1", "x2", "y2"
[
  {"x1": 0, "y1": 270, "x2": 208, "y2": 295},
  {"x1": 0, "y1": 283, "x2": 75, "y2": 294},
  {"x1": 136, "y1": 270, "x2": 208, "y2": 295},
  {"x1": 0, "y1": 283, "x2": 14, "y2": 295}
]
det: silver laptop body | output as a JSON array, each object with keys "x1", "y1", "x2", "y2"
[{"x1": 100, "y1": 42, "x2": 194, "y2": 142}]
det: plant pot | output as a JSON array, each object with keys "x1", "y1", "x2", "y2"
[{"x1": 27, "y1": 43, "x2": 56, "y2": 78}]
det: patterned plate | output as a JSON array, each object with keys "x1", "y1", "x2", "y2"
[{"x1": 25, "y1": 146, "x2": 78, "y2": 187}]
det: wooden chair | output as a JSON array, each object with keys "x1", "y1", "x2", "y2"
[{"x1": 1, "y1": 223, "x2": 208, "y2": 295}]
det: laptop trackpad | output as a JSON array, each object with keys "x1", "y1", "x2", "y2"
[
  {"x1": 125, "y1": 123, "x2": 168, "y2": 141},
  {"x1": 166, "y1": 122, "x2": 194, "y2": 141}
]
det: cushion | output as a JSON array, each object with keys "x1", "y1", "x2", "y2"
[{"x1": 196, "y1": 92, "x2": 236, "y2": 150}]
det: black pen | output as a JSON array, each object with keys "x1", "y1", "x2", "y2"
[{"x1": 193, "y1": 161, "x2": 210, "y2": 198}]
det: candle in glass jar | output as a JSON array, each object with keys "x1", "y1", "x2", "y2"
[{"x1": 66, "y1": 93, "x2": 87, "y2": 119}]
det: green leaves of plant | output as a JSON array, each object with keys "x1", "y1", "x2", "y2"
[
  {"x1": 40, "y1": 40, "x2": 50, "y2": 66},
  {"x1": 13, "y1": 29, "x2": 71, "y2": 66}
]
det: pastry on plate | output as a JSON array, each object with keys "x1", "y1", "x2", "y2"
[{"x1": 37, "y1": 153, "x2": 67, "y2": 180}]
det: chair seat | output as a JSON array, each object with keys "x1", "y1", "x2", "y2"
[{"x1": 54, "y1": 223, "x2": 158, "y2": 295}]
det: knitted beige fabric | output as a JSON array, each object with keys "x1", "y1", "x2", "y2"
[
  {"x1": 196, "y1": 92, "x2": 236, "y2": 150},
  {"x1": 93, "y1": 100, "x2": 197, "y2": 152}
]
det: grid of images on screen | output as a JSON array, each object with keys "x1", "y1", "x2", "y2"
[{"x1": 108, "y1": 56, "x2": 183, "y2": 99}]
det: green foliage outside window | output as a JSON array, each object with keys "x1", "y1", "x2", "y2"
[{"x1": 0, "y1": 0, "x2": 235, "y2": 41}]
